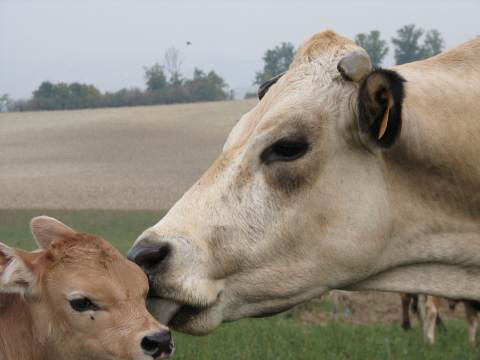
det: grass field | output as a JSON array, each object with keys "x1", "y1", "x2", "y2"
[{"x1": 2, "y1": 209, "x2": 479, "y2": 359}]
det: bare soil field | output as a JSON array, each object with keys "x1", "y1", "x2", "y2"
[{"x1": 0, "y1": 99, "x2": 256, "y2": 209}]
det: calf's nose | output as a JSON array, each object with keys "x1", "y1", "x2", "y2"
[
  {"x1": 127, "y1": 237, "x2": 171, "y2": 272},
  {"x1": 141, "y1": 330, "x2": 174, "y2": 358}
]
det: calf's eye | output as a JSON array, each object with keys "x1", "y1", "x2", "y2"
[
  {"x1": 261, "y1": 137, "x2": 310, "y2": 164},
  {"x1": 69, "y1": 297, "x2": 98, "y2": 312}
]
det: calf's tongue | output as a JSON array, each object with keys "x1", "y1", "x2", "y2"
[{"x1": 146, "y1": 298, "x2": 181, "y2": 325}]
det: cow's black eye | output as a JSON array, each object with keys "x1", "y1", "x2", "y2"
[
  {"x1": 69, "y1": 297, "x2": 98, "y2": 312},
  {"x1": 261, "y1": 138, "x2": 310, "y2": 164}
]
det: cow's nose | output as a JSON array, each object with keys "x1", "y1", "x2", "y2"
[
  {"x1": 141, "y1": 330, "x2": 174, "y2": 358},
  {"x1": 127, "y1": 239, "x2": 171, "y2": 272}
]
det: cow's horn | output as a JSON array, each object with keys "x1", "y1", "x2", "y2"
[{"x1": 337, "y1": 50, "x2": 372, "y2": 82}]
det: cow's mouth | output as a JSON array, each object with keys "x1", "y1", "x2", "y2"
[
  {"x1": 168, "y1": 304, "x2": 204, "y2": 326},
  {"x1": 146, "y1": 297, "x2": 182, "y2": 325},
  {"x1": 146, "y1": 296, "x2": 218, "y2": 334}
]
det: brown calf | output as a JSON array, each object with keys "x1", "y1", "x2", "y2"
[{"x1": 0, "y1": 216, "x2": 173, "y2": 360}]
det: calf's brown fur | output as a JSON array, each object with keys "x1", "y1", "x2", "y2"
[{"x1": 0, "y1": 216, "x2": 172, "y2": 360}]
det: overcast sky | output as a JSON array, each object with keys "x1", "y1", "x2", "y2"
[{"x1": 1, "y1": 0, "x2": 479, "y2": 99}]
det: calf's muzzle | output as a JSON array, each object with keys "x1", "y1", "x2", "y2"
[{"x1": 141, "y1": 330, "x2": 174, "y2": 358}]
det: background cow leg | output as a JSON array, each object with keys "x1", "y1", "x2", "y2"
[
  {"x1": 331, "y1": 290, "x2": 352, "y2": 321},
  {"x1": 434, "y1": 297, "x2": 447, "y2": 334},
  {"x1": 465, "y1": 301, "x2": 478, "y2": 344},
  {"x1": 401, "y1": 294, "x2": 412, "y2": 330},
  {"x1": 419, "y1": 295, "x2": 437, "y2": 344},
  {"x1": 331, "y1": 291, "x2": 340, "y2": 321}
]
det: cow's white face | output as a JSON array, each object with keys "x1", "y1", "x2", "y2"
[{"x1": 129, "y1": 30, "x2": 406, "y2": 334}]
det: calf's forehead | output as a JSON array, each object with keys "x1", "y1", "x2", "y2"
[
  {"x1": 108, "y1": 258, "x2": 149, "y2": 297},
  {"x1": 46, "y1": 237, "x2": 148, "y2": 300},
  {"x1": 51, "y1": 258, "x2": 148, "y2": 302}
]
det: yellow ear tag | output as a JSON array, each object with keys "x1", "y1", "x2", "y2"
[{"x1": 378, "y1": 97, "x2": 393, "y2": 140}]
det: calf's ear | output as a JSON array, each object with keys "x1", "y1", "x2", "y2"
[
  {"x1": 30, "y1": 216, "x2": 76, "y2": 250},
  {"x1": 0, "y1": 243, "x2": 40, "y2": 295},
  {"x1": 357, "y1": 69, "x2": 406, "y2": 148}
]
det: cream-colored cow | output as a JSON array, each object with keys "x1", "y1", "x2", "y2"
[
  {"x1": 129, "y1": 30, "x2": 480, "y2": 335},
  {"x1": 0, "y1": 217, "x2": 173, "y2": 360}
]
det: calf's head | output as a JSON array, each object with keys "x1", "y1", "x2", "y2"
[
  {"x1": 0, "y1": 216, "x2": 173, "y2": 360},
  {"x1": 129, "y1": 30, "x2": 406, "y2": 334}
]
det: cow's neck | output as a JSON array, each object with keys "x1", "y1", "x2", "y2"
[
  {"x1": 0, "y1": 294, "x2": 48, "y2": 360},
  {"x1": 383, "y1": 44, "x2": 480, "y2": 234},
  {"x1": 350, "y1": 58, "x2": 480, "y2": 299}
]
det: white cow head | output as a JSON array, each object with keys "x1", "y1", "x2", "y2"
[{"x1": 129, "y1": 30, "x2": 407, "y2": 334}]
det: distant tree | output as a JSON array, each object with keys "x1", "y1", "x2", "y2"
[
  {"x1": 33, "y1": 81, "x2": 56, "y2": 99},
  {"x1": 0, "y1": 94, "x2": 11, "y2": 112},
  {"x1": 11, "y1": 99, "x2": 32, "y2": 112},
  {"x1": 12, "y1": 59, "x2": 231, "y2": 111},
  {"x1": 32, "y1": 81, "x2": 58, "y2": 110},
  {"x1": 53, "y1": 83, "x2": 72, "y2": 108},
  {"x1": 164, "y1": 47, "x2": 184, "y2": 85},
  {"x1": 144, "y1": 63, "x2": 167, "y2": 91},
  {"x1": 184, "y1": 68, "x2": 228, "y2": 102},
  {"x1": 255, "y1": 42, "x2": 295, "y2": 85},
  {"x1": 244, "y1": 91, "x2": 257, "y2": 99},
  {"x1": 69, "y1": 83, "x2": 102, "y2": 108},
  {"x1": 355, "y1": 30, "x2": 389, "y2": 66},
  {"x1": 31, "y1": 81, "x2": 102, "y2": 110},
  {"x1": 102, "y1": 88, "x2": 146, "y2": 107},
  {"x1": 392, "y1": 24, "x2": 425, "y2": 64},
  {"x1": 422, "y1": 29, "x2": 444, "y2": 58},
  {"x1": 31, "y1": 81, "x2": 68, "y2": 110},
  {"x1": 392, "y1": 25, "x2": 444, "y2": 65}
]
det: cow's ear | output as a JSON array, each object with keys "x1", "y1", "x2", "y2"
[
  {"x1": 357, "y1": 69, "x2": 406, "y2": 148},
  {"x1": 30, "y1": 216, "x2": 76, "y2": 250},
  {"x1": 0, "y1": 243, "x2": 42, "y2": 295}
]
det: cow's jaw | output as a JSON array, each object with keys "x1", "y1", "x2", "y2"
[{"x1": 144, "y1": 261, "x2": 226, "y2": 334}]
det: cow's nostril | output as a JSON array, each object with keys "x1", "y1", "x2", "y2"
[
  {"x1": 127, "y1": 241, "x2": 171, "y2": 272},
  {"x1": 141, "y1": 331, "x2": 173, "y2": 358}
]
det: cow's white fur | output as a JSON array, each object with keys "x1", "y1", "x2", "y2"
[{"x1": 133, "y1": 30, "x2": 480, "y2": 335}]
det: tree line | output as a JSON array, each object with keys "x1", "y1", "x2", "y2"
[
  {"x1": 249, "y1": 24, "x2": 445, "y2": 98},
  {"x1": 5, "y1": 47, "x2": 231, "y2": 112},
  {"x1": 0, "y1": 25, "x2": 446, "y2": 111}
]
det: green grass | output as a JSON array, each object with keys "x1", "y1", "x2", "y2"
[
  {"x1": 0, "y1": 209, "x2": 166, "y2": 254},
  {"x1": 175, "y1": 319, "x2": 479, "y2": 360},
  {"x1": 1, "y1": 209, "x2": 479, "y2": 359}
]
